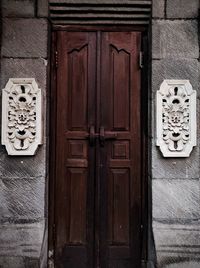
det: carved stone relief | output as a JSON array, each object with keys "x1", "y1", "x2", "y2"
[
  {"x1": 2, "y1": 78, "x2": 42, "y2": 155},
  {"x1": 156, "y1": 80, "x2": 196, "y2": 157}
]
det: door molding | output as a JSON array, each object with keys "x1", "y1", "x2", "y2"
[{"x1": 48, "y1": 25, "x2": 151, "y2": 267}]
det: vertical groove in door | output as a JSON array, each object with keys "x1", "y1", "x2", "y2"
[{"x1": 95, "y1": 31, "x2": 101, "y2": 268}]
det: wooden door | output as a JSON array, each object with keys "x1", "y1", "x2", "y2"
[{"x1": 53, "y1": 30, "x2": 142, "y2": 268}]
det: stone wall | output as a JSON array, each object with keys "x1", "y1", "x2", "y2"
[
  {"x1": 0, "y1": 1, "x2": 49, "y2": 267},
  {"x1": 152, "y1": 0, "x2": 200, "y2": 267},
  {"x1": 1, "y1": 0, "x2": 200, "y2": 267}
]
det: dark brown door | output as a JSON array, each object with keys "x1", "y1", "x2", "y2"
[{"x1": 54, "y1": 30, "x2": 142, "y2": 268}]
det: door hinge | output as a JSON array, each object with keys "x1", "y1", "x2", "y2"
[
  {"x1": 139, "y1": 51, "x2": 144, "y2": 69},
  {"x1": 55, "y1": 51, "x2": 58, "y2": 68}
]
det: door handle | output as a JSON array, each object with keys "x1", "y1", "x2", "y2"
[
  {"x1": 99, "y1": 126, "x2": 117, "y2": 147},
  {"x1": 89, "y1": 126, "x2": 117, "y2": 147},
  {"x1": 88, "y1": 126, "x2": 99, "y2": 147}
]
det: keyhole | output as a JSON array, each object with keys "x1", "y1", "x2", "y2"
[
  {"x1": 174, "y1": 141, "x2": 178, "y2": 149},
  {"x1": 20, "y1": 140, "x2": 24, "y2": 148},
  {"x1": 174, "y1": 87, "x2": 178, "y2": 96},
  {"x1": 21, "y1": 85, "x2": 25, "y2": 94}
]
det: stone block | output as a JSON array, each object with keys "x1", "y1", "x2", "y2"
[
  {"x1": 0, "y1": 57, "x2": 47, "y2": 99},
  {"x1": 2, "y1": 0, "x2": 35, "y2": 18},
  {"x1": 152, "y1": 59, "x2": 199, "y2": 96},
  {"x1": 152, "y1": 20, "x2": 199, "y2": 59},
  {"x1": 165, "y1": 262, "x2": 200, "y2": 268},
  {"x1": 37, "y1": 0, "x2": 49, "y2": 17},
  {"x1": 0, "y1": 256, "x2": 25, "y2": 268},
  {"x1": 0, "y1": 177, "x2": 45, "y2": 222},
  {"x1": 166, "y1": 0, "x2": 199, "y2": 19},
  {"x1": 0, "y1": 221, "x2": 44, "y2": 258},
  {"x1": 0, "y1": 256, "x2": 39, "y2": 268},
  {"x1": 152, "y1": 138, "x2": 199, "y2": 179},
  {"x1": 152, "y1": 0, "x2": 165, "y2": 18},
  {"x1": 152, "y1": 179, "x2": 200, "y2": 221},
  {"x1": 0, "y1": 145, "x2": 46, "y2": 178},
  {"x1": 1, "y1": 18, "x2": 48, "y2": 58},
  {"x1": 24, "y1": 258, "x2": 39, "y2": 268},
  {"x1": 153, "y1": 222, "x2": 200, "y2": 268}
]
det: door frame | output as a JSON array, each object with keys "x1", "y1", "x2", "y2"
[{"x1": 48, "y1": 25, "x2": 150, "y2": 267}]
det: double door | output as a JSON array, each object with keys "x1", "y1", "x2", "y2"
[{"x1": 53, "y1": 30, "x2": 142, "y2": 268}]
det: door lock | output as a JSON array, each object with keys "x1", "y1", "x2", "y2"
[
  {"x1": 89, "y1": 126, "x2": 99, "y2": 146},
  {"x1": 88, "y1": 126, "x2": 117, "y2": 147}
]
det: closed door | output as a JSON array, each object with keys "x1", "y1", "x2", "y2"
[{"x1": 53, "y1": 30, "x2": 142, "y2": 268}]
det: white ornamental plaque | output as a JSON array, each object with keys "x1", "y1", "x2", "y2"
[
  {"x1": 2, "y1": 78, "x2": 42, "y2": 155},
  {"x1": 156, "y1": 80, "x2": 196, "y2": 157}
]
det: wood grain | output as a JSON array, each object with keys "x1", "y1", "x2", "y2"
[{"x1": 53, "y1": 29, "x2": 143, "y2": 268}]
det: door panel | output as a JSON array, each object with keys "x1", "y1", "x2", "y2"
[
  {"x1": 55, "y1": 31, "x2": 96, "y2": 268},
  {"x1": 100, "y1": 32, "x2": 142, "y2": 268},
  {"x1": 68, "y1": 45, "x2": 89, "y2": 130},
  {"x1": 54, "y1": 30, "x2": 142, "y2": 268},
  {"x1": 109, "y1": 168, "x2": 130, "y2": 244}
]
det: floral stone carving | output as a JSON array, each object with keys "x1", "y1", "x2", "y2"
[
  {"x1": 156, "y1": 80, "x2": 196, "y2": 157},
  {"x1": 2, "y1": 78, "x2": 42, "y2": 155}
]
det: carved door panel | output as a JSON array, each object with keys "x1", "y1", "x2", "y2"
[
  {"x1": 54, "y1": 30, "x2": 142, "y2": 268},
  {"x1": 99, "y1": 32, "x2": 142, "y2": 268},
  {"x1": 55, "y1": 31, "x2": 96, "y2": 268}
]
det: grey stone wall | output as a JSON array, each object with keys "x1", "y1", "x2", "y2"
[
  {"x1": 0, "y1": 1, "x2": 49, "y2": 267},
  {"x1": 152, "y1": 0, "x2": 200, "y2": 267},
  {"x1": 1, "y1": 1, "x2": 200, "y2": 268}
]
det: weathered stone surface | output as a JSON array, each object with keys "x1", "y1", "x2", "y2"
[
  {"x1": 0, "y1": 256, "x2": 25, "y2": 268},
  {"x1": 37, "y1": 0, "x2": 49, "y2": 17},
  {"x1": 152, "y1": 147, "x2": 200, "y2": 180},
  {"x1": 152, "y1": 137, "x2": 199, "y2": 179},
  {"x1": 0, "y1": 146, "x2": 46, "y2": 178},
  {"x1": 151, "y1": 2, "x2": 200, "y2": 267},
  {"x1": 153, "y1": 222, "x2": 200, "y2": 268},
  {"x1": 0, "y1": 257, "x2": 39, "y2": 268},
  {"x1": 166, "y1": 0, "x2": 199, "y2": 19},
  {"x1": 152, "y1": 0, "x2": 165, "y2": 18},
  {"x1": 1, "y1": 19, "x2": 48, "y2": 58},
  {"x1": 0, "y1": 177, "x2": 45, "y2": 222},
  {"x1": 152, "y1": 20, "x2": 199, "y2": 59},
  {"x1": 0, "y1": 221, "x2": 44, "y2": 257},
  {"x1": 153, "y1": 179, "x2": 200, "y2": 221},
  {"x1": 2, "y1": 0, "x2": 35, "y2": 18},
  {"x1": 24, "y1": 258, "x2": 39, "y2": 268},
  {"x1": 0, "y1": 58, "x2": 47, "y2": 97},
  {"x1": 152, "y1": 59, "x2": 199, "y2": 96},
  {"x1": 166, "y1": 262, "x2": 200, "y2": 268}
]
